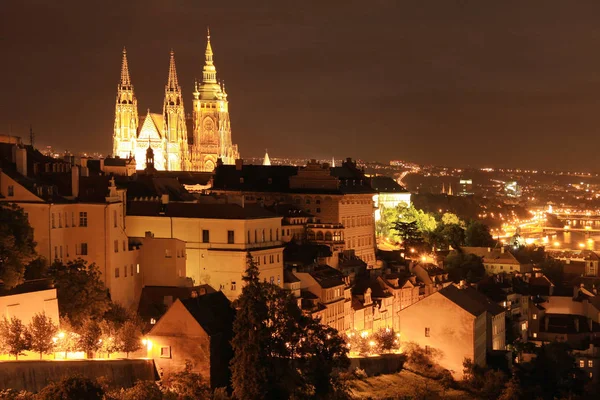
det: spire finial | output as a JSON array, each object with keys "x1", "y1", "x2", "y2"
[
  {"x1": 202, "y1": 28, "x2": 217, "y2": 84},
  {"x1": 120, "y1": 47, "x2": 131, "y2": 86},
  {"x1": 166, "y1": 49, "x2": 179, "y2": 90}
]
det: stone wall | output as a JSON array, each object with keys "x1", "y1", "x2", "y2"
[
  {"x1": 0, "y1": 359, "x2": 157, "y2": 392},
  {"x1": 349, "y1": 354, "x2": 406, "y2": 376}
]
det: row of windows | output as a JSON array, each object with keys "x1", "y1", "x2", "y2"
[
  {"x1": 53, "y1": 243, "x2": 88, "y2": 259},
  {"x1": 341, "y1": 215, "x2": 372, "y2": 228},
  {"x1": 165, "y1": 249, "x2": 186, "y2": 258},
  {"x1": 347, "y1": 236, "x2": 373, "y2": 249},
  {"x1": 255, "y1": 253, "x2": 280, "y2": 266},
  {"x1": 340, "y1": 199, "x2": 372, "y2": 205},
  {"x1": 247, "y1": 228, "x2": 280, "y2": 244},
  {"x1": 114, "y1": 240, "x2": 128, "y2": 253},
  {"x1": 115, "y1": 264, "x2": 140, "y2": 278},
  {"x1": 579, "y1": 359, "x2": 594, "y2": 368},
  {"x1": 52, "y1": 212, "x2": 88, "y2": 228}
]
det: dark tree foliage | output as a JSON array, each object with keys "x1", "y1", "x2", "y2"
[
  {"x1": 517, "y1": 341, "x2": 587, "y2": 400},
  {"x1": 231, "y1": 253, "x2": 349, "y2": 400},
  {"x1": 160, "y1": 360, "x2": 211, "y2": 400},
  {"x1": 392, "y1": 221, "x2": 424, "y2": 250},
  {"x1": 537, "y1": 258, "x2": 564, "y2": 287},
  {"x1": 444, "y1": 251, "x2": 485, "y2": 283},
  {"x1": 435, "y1": 223, "x2": 466, "y2": 250},
  {"x1": 46, "y1": 259, "x2": 111, "y2": 327},
  {"x1": 0, "y1": 203, "x2": 37, "y2": 288},
  {"x1": 465, "y1": 220, "x2": 495, "y2": 247},
  {"x1": 36, "y1": 376, "x2": 104, "y2": 400}
]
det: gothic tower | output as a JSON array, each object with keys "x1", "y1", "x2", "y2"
[
  {"x1": 163, "y1": 50, "x2": 189, "y2": 170},
  {"x1": 113, "y1": 48, "x2": 139, "y2": 158},
  {"x1": 191, "y1": 29, "x2": 239, "y2": 172}
]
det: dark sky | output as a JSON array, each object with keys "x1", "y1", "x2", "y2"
[{"x1": 2, "y1": 1, "x2": 600, "y2": 170}]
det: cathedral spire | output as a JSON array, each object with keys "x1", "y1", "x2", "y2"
[
  {"x1": 202, "y1": 27, "x2": 217, "y2": 84},
  {"x1": 263, "y1": 149, "x2": 271, "y2": 166},
  {"x1": 167, "y1": 49, "x2": 179, "y2": 90},
  {"x1": 120, "y1": 47, "x2": 131, "y2": 87}
]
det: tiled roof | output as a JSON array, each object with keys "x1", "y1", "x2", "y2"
[
  {"x1": 180, "y1": 291, "x2": 234, "y2": 336},
  {"x1": 439, "y1": 284, "x2": 505, "y2": 316},
  {"x1": 127, "y1": 201, "x2": 279, "y2": 220},
  {"x1": 461, "y1": 247, "x2": 521, "y2": 265},
  {"x1": 370, "y1": 176, "x2": 409, "y2": 193},
  {"x1": 137, "y1": 285, "x2": 216, "y2": 322}
]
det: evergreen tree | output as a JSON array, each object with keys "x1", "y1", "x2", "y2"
[
  {"x1": 230, "y1": 253, "x2": 272, "y2": 400},
  {"x1": 0, "y1": 316, "x2": 30, "y2": 360},
  {"x1": 28, "y1": 312, "x2": 58, "y2": 359}
]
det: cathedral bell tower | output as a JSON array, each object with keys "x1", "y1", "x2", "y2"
[
  {"x1": 191, "y1": 29, "x2": 239, "y2": 172},
  {"x1": 163, "y1": 50, "x2": 189, "y2": 171},
  {"x1": 113, "y1": 48, "x2": 139, "y2": 158}
]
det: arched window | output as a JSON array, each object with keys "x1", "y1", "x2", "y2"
[
  {"x1": 308, "y1": 231, "x2": 316, "y2": 240},
  {"x1": 275, "y1": 229, "x2": 279, "y2": 241},
  {"x1": 262, "y1": 229, "x2": 265, "y2": 242},
  {"x1": 316, "y1": 231, "x2": 324, "y2": 241},
  {"x1": 255, "y1": 230, "x2": 258, "y2": 243},
  {"x1": 325, "y1": 232, "x2": 332, "y2": 241}
]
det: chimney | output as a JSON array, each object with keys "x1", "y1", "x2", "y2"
[
  {"x1": 99, "y1": 158, "x2": 105, "y2": 172},
  {"x1": 235, "y1": 159, "x2": 243, "y2": 171},
  {"x1": 501, "y1": 247, "x2": 505, "y2": 254},
  {"x1": 15, "y1": 147, "x2": 27, "y2": 177},
  {"x1": 80, "y1": 157, "x2": 89, "y2": 168},
  {"x1": 71, "y1": 165, "x2": 80, "y2": 198}
]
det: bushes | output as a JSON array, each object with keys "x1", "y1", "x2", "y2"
[{"x1": 36, "y1": 376, "x2": 104, "y2": 400}]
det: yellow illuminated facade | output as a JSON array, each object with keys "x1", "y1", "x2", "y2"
[{"x1": 112, "y1": 31, "x2": 239, "y2": 172}]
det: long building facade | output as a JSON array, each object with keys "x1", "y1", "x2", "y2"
[{"x1": 112, "y1": 32, "x2": 239, "y2": 172}]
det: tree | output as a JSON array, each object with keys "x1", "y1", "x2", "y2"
[
  {"x1": 0, "y1": 204, "x2": 37, "y2": 288},
  {"x1": 46, "y1": 259, "x2": 111, "y2": 328},
  {"x1": 465, "y1": 221, "x2": 495, "y2": 247},
  {"x1": 537, "y1": 258, "x2": 564, "y2": 287},
  {"x1": 116, "y1": 320, "x2": 142, "y2": 358},
  {"x1": 393, "y1": 221, "x2": 424, "y2": 251},
  {"x1": 0, "y1": 316, "x2": 30, "y2": 360},
  {"x1": 99, "y1": 320, "x2": 119, "y2": 359},
  {"x1": 231, "y1": 253, "x2": 273, "y2": 400},
  {"x1": 54, "y1": 318, "x2": 81, "y2": 359},
  {"x1": 441, "y1": 212, "x2": 462, "y2": 226},
  {"x1": 28, "y1": 312, "x2": 58, "y2": 359},
  {"x1": 444, "y1": 251, "x2": 485, "y2": 283},
  {"x1": 438, "y1": 223, "x2": 465, "y2": 249},
  {"x1": 36, "y1": 376, "x2": 104, "y2": 400},
  {"x1": 77, "y1": 318, "x2": 102, "y2": 359},
  {"x1": 498, "y1": 374, "x2": 522, "y2": 400},
  {"x1": 118, "y1": 380, "x2": 164, "y2": 400},
  {"x1": 160, "y1": 360, "x2": 211, "y2": 400},
  {"x1": 372, "y1": 328, "x2": 400, "y2": 354}
]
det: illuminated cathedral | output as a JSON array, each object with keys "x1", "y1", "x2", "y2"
[{"x1": 112, "y1": 31, "x2": 240, "y2": 171}]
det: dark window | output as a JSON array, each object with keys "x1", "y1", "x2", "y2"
[
  {"x1": 114, "y1": 240, "x2": 119, "y2": 253},
  {"x1": 115, "y1": 267, "x2": 120, "y2": 278},
  {"x1": 425, "y1": 327, "x2": 430, "y2": 337},
  {"x1": 227, "y1": 230, "x2": 235, "y2": 244},
  {"x1": 79, "y1": 212, "x2": 88, "y2": 227},
  {"x1": 316, "y1": 208, "x2": 321, "y2": 213},
  {"x1": 7, "y1": 185, "x2": 14, "y2": 197},
  {"x1": 202, "y1": 230, "x2": 210, "y2": 243}
]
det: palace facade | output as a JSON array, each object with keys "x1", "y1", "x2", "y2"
[{"x1": 112, "y1": 32, "x2": 239, "y2": 172}]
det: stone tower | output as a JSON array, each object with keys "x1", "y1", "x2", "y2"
[
  {"x1": 191, "y1": 29, "x2": 239, "y2": 172},
  {"x1": 163, "y1": 50, "x2": 189, "y2": 171},
  {"x1": 113, "y1": 48, "x2": 139, "y2": 158}
]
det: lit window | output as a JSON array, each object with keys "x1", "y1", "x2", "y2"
[
  {"x1": 589, "y1": 360, "x2": 594, "y2": 367},
  {"x1": 136, "y1": 264, "x2": 140, "y2": 273},
  {"x1": 533, "y1": 333, "x2": 537, "y2": 338},
  {"x1": 533, "y1": 314, "x2": 537, "y2": 320},
  {"x1": 150, "y1": 318, "x2": 156, "y2": 325},
  {"x1": 580, "y1": 360, "x2": 585, "y2": 368}
]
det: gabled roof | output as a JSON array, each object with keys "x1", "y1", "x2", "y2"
[
  {"x1": 137, "y1": 113, "x2": 164, "y2": 141},
  {"x1": 179, "y1": 291, "x2": 234, "y2": 336},
  {"x1": 137, "y1": 285, "x2": 216, "y2": 322},
  {"x1": 439, "y1": 284, "x2": 505, "y2": 316},
  {"x1": 461, "y1": 247, "x2": 521, "y2": 265},
  {"x1": 370, "y1": 176, "x2": 409, "y2": 193}
]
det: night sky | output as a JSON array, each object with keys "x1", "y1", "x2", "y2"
[{"x1": 2, "y1": 1, "x2": 600, "y2": 170}]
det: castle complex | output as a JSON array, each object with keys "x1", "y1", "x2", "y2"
[{"x1": 112, "y1": 32, "x2": 239, "y2": 172}]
